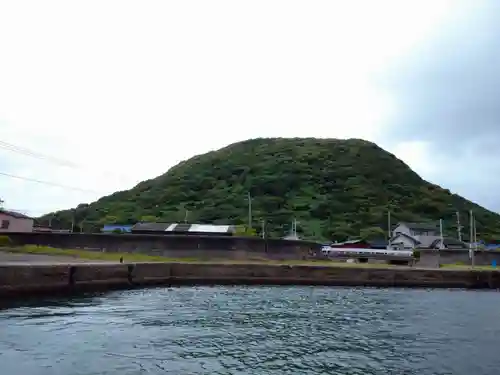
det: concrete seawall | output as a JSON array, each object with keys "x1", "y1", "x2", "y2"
[
  {"x1": 1, "y1": 263, "x2": 500, "y2": 297},
  {"x1": 5, "y1": 232, "x2": 320, "y2": 260}
]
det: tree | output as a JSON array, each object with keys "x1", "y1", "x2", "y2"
[
  {"x1": 234, "y1": 225, "x2": 257, "y2": 237},
  {"x1": 140, "y1": 215, "x2": 160, "y2": 222},
  {"x1": 99, "y1": 215, "x2": 119, "y2": 224},
  {"x1": 36, "y1": 138, "x2": 500, "y2": 242},
  {"x1": 360, "y1": 227, "x2": 386, "y2": 241}
]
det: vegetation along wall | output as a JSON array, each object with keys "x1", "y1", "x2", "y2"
[{"x1": 5, "y1": 232, "x2": 321, "y2": 260}]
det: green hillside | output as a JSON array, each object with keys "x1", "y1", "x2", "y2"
[{"x1": 39, "y1": 138, "x2": 500, "y2": 241}]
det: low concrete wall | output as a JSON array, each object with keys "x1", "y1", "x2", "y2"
[
  {"x1": 72, "y1": 264, "x2": 130, "y2": 286},
  {"x1": 1, "y1": 262, "x2": 500, "y2": 297},
  {"x1": 0, "y1": 264, "x2": 70, "y2": 294},
  {"x1": 5, "y1": 232, "x2": 319, "y2": 260},
  {"x1": 419, "y1": 249, "x2": 500, "y2": 267}
]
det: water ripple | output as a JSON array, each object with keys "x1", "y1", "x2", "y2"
[{"x1": 1, "y1": 287, "x2": 500, "y2": 375}]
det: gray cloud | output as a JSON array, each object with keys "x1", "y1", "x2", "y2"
[{"x1": 379, "y1": 1, "x2": 500, "y2": 211}]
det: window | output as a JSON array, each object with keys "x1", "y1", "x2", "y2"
[{"x1": 1, "y1": 220, "x2": 10, "y2": 229}]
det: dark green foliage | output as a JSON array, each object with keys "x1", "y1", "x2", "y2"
[
  {"x1": 37, "y1": 138, "x2": 500, "y2": 241},
  {"x1": 234, "y1": 225, "x2": 258, "y2": 237},
  {"x1": 360, "y1": 227, "x2": 387, "y2": 241},
  {"x1": 0, "y1": 235, "x2": 12, "y2": 246}
]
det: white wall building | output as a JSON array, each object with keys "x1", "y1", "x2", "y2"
[
  {"x1": 388, "y1": 221, "x2": 467, "y2": 250},
  {"x1": 0, "y1": 209, "x2": 34, "y2": 233}
]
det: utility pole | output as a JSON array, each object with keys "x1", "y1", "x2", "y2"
[
  {"x1": 247, "y1": 192, "x2": 252, "y2": 230},
  {"x1": 387, "y1": 210, "x2": 392, "y2": 249},
  {"x1": 470, "y1": 210, "x2": 475, "y2": 267},
  {"x1": 474, "y1": 216, "x2": 478, "y2": 250},
  {"x1": 184, "y1": 209, "x2": 189, "y2": 223},
  {"x1": 456, "y1": 211, "x2": 462, "y2": 241},
  {"x1": 439, "y1": 219, "x2": 444, "y2": 249},
  {"x1": 70, "y1": 208, "x2": 76, "y2": 233},
  {"x1": 387, "y1": 211, "x2": 391, "y2": 238},
  {"x1": 261, "y1": 219, "x2": 265, "y2": 239},
  {"x1": 292, "y1": 218, "x2": 299, "y2": 239}
]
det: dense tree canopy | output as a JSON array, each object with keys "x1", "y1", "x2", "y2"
[{"x1": 38, "y1": 138, "x2": 500, "y2": 242}]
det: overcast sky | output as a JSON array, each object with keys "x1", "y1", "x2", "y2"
[{"x1": 1, "y1": 0, "x2": 499, "y2": 216}]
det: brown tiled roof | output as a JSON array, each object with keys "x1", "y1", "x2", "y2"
[
  {"x1": 0, "y1": 209, "x2": 32, "y2": 220},
  {"x1": 429, "y1": 237, "x2": 468, "y2": 248}
]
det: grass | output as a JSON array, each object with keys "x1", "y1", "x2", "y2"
[
  {"x1": 4, "y1": 246, "x2": 500, "y2": 271},
  {"x1": 0, "y1": 245, "x2": 415, "y2": 268},
  {"x1": 12, "y1": 246, "x2": 499, "y2": 271},
  {"x1": 439, "y1": 263, "x2": 500, "y2": 271},
  {"x1": 2, "y1": 245, "x2": 184, "y2": 263}
]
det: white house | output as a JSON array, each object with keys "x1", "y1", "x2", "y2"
[
  {"x1": 0, "y1": 209, "x2": 34, "y2": 233},
  {"x1": 389, "y1": 222, "x2": 468, "y2": 250},
  {"x1": 389, "y1": 222, "x2": 439, "y2": 250}
]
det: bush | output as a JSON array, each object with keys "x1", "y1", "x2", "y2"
[
  {"x1": 234, "y1": 225, "x2": 258, "y2": 237},
  {"x1": 0, "y1": 235, "x2": 12, "y2": 246}
]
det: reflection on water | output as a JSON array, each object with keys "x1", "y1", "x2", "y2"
[{"x1": 1, "y1": 287, "x2": 499, "y2": 375}]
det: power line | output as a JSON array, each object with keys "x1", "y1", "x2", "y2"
[
  {"x1": 0, "y1": 140, "x2": 79, "y2": 168},
  {"x1": 0, "y1": 171, "x2": 104, "y2": 194},
  {"x1": 0, "y1": 139, "x2": 134, "y2": 182}
]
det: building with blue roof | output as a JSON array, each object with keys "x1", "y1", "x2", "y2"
[{"x1": 101, "y1": 224, "x2": 133, "y2": 233}]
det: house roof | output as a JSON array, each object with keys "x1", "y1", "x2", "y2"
[
  {"x1": 102, "y1": 224, "x2": 133, "y2": 232},
  {"x1": 332, "y1": 239, "x2": 364, "y2": 245},
  {"x1": 131, "y1": 222, "x2": 235, "y2": 234},
  {"x1": 330, "y1": 238, "x2": 388, "y2": 248},
  {"x1": 132, "y1": 222, "x2": 172, "y2": 232},
  {"x1": 429, "y1": 237, "x2": 468, "y2": 248},
  {"x1": 485, "y1": 244, "x2": 500, "y2": 250},
  {"x1": 397, "y1": 222, "x2": 439, "y2": 231},
  {"x1": 0, "y1": 209, "x2": 33, "y2": 220},
  {"x1": 418, "y1": 235, "x2": 441, "y2": 248},
  {"x1": 368, "y1": 239, "x2": 388, "y2": 248},
  {"x1": 391, "y1": 232, "x2": 421, "y2": 244}
]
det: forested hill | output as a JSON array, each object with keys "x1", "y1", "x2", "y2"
[{"x1": 39, "y1": 138, "x2": 500, "y2": 241}]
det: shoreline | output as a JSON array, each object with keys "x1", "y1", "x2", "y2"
[{"x1": 1, "y1": 262, "x2": 499, "y2": 298}]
